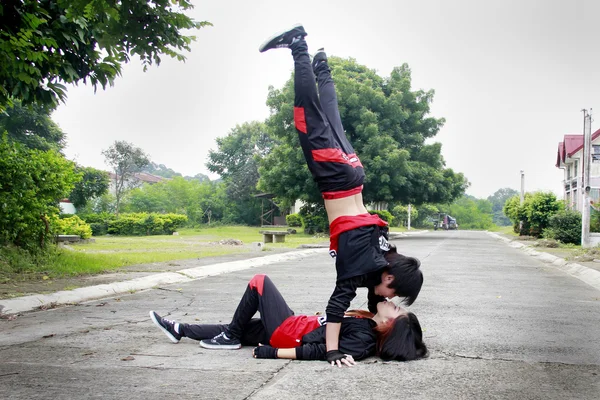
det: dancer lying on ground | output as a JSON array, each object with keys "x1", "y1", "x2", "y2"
[
  {"x1": 257, "y1": 25, "x2": 424, "y2": 367},
  {"x1": 149, "y1": 274, "x2": 427, "y2": 364}
]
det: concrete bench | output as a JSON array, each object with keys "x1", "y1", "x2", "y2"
[
  {"x1": 259, "y1": 230, "x2": 290, "y2": 243},
  {"x1": 56, "y1": 235, "x2": 81, "y2": 243}
]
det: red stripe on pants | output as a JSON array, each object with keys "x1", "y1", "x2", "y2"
[
  {"x1": 249, "y1": 274, "x2": 265, "y2": 296},
  {"x1": 294, "y1": 107, "x2": 307, "y2": 134}
]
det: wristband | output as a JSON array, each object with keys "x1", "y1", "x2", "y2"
[
  {"x1": 326, "y1": 349, "x2": 347, "y2": 363},
  {"x1": 253, "y1": 345, "x2": 278, "y2": 359}
]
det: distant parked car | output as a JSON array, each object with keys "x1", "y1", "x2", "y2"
[{"x1": 447, "y1": 216, "x2": 458, "y2": 230}]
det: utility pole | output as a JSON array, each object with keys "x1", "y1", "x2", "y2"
[
  {"x1": 519, "y1": 170, "x2": 525, "y2": 233},
  {"x1": 407, "y1": 204, "x2": 412, "y2": 231},
  {"x1": 520, "y1": 170, "x2": 525, "y2": 204},
  {"x1": 581, "y1": 109, "x2": 593, "y2": 247}
]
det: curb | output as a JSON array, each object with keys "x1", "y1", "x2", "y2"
[
  {"x1": 486, "y1": 232, "x2": 600, "y2": 292},
  {"x1": 0, "y1": 248, "x2": 328, "y2": 316}
]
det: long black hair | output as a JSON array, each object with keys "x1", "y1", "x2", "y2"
[{"x1": 376, "y1": 312, "x2": 428, "y2": 361}]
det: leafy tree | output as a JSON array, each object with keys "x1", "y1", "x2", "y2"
[
  {"x1": 102, "y1": 140, "x2": 150, "y2": 215},
  {"x1": 142, "y1": 162, "x2": 183, "y2": 179},
  {"x1": 187, "y1": 173, "x2": 210, "y2": 182},
  {"x1": 68, "y1": 166, "x2": 109, "y2": 208},
  {"x1": 0, "y1": 134, "x2": 79, "y2": 249},
  {"x1": 124, "y1": 177, "x2": 202, "y2": 225},
  {"x1": 524, "y1": 192, "x2": 563, "y2": 237},
  {"x1": 443, "y1": 196, "x2": 494, "y2": 230},
  {"x1": 0, "y1": 100, "x2": 65, "y2": 151},
  {"x1": 504, "y1": 192, "x2": 562, "y2": 237},
  {"x1": 207, "y1": 121, "x2": 275, "y2": 225},
  {"x1": 0, "y1": 0, "x2": 211, "y2": 110},
  {"x1": 411, "y1": 203, "x2": 439, "y2": 228},
  {"x1": 391, "y1": 204, "x2": 418, "y2": 228},
  {"x1": 487, "y1": 188, "x2": 519, "y2": 226},
  {"x1": 258, "y1": 57, "x2": 468, "y2": 206}
]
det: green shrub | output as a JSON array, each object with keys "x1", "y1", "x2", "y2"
[
  {"x1": 299, "y1": 204, "x2": 328, "y2": 234},
  {"x1": 89, "y1": 223, "x2": 107, "y2": 236},
  {"x1": 51, "y1": 215, "x2": 93, "y2": 239},
  {"x1": 369, "y1": 210, "x2": 395, "y2": 226},
  {"x1": 0, "y1": 134, "x2": 80, "y2": 249},
  {"x1": 543, "y1": 210, "x2": 581, "y2": 245},
  {"x1": 106, "y1": 212, "x2": 188, "y2": 236},
  {"x1": 504, "y1": 192, "x2": 562, "y2": 237},
  {"x1": 286, "y1": 213, "x2": 302, "y2": 227}
]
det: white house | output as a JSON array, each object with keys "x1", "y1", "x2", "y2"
[{"x1": 556, "y1": 128, "x2": 600, "y2": 211}]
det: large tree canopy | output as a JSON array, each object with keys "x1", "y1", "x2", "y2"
[
  {"x1": 206, "y1": 121, "x2": 276, "y2": 225},
  {"x1": 0, "y1": 0, "x2": 210, "y2": 110},
  {"x1": 258, "y1": 57, "x2": 468, "y2": 206},
  {"x1": 0, "y1": 100, "x2": 65, "y2": 151}
]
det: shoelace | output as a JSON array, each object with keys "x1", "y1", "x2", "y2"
[{"x1": 213, "y1": 332, "x2": 227, "y2": 341}]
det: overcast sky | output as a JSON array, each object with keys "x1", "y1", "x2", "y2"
[{"x1": 52, "y1": 0, "x2": 600, "y2": 199}]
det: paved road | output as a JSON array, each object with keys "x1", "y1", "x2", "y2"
[{"x1": 1, "y1": 231, "x2": 599, "y2": 399}]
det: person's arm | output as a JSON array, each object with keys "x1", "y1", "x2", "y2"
[{"x1": 324, "y1": 277, "x2": 361, "y2": 366}]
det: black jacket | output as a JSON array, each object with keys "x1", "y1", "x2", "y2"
[
  {"x1": 294, "y1": 318, "x2": 377, "y2": 361},
  {"x1": 326, "y1": 225, "x2": 388, "y2": 323}
]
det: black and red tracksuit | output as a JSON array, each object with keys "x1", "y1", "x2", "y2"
[
  {"x1": 290, "y1": 39, "x2": 391, "y2": 323},
  {"x1": 177, "y1": 275, "x2": 376, "y2": 360}
]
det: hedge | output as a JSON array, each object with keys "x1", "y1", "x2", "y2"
[{"x1": 106, "y1": 213, "x2": 188, "y2": 236}]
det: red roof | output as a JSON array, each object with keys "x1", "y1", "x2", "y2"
[{"x1": 556, "y1": 129, "x2": 600, "y2": 167}]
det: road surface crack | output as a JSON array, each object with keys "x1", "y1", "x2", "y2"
[{"x1": 243, "y1": 361, "x2": 291, "y2": 399}]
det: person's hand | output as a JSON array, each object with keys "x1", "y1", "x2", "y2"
[
  {"x1": 253, "y1": 343, "x2": 278, "y2": 359},
  {"x1": 326, "y1": 350, "x2": 356, "y2": 368}
]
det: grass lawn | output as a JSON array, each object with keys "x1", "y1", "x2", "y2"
[{"x1": 0, "y1": 226, "x2": 329, "y2": 281}]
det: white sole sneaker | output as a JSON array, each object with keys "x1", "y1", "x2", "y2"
[
  {"x1": 258, "y1": 23, "x2": 304, "y2": 52},
  {"x1": 149, "y1": 310, "x2": 180, "y2": 344},
  {"x1": 199, "y1": 339, "x2": 241, "y2": 350}
]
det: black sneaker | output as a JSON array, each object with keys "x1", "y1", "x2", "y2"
[
  {"x1": 258, "y1": 24, "x2": 307, "y2": 53},
  {"x1": 312, "y1": 48, "x2": 327, "y2": 70},
  {"x1": 199, "y1": 332, "x2": 241, "y2": 350},
  {"x1": 149, "y1": 310, "x2": 182, "y2": 343}
]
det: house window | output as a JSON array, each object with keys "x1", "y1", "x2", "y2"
[
  {"x1": 593, "y1": 146, "x2": 600, "y2": 163},
  {"x1": 574, "y1": 160, "x2": 579, "y2": 178}
]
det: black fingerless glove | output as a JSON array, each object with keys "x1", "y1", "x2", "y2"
[
  {"x1": 253, "y1": 345, "x2": 278, "y2": 359},
  {"x1": 326, "y1": 350, "x2": 347, "y2": 363}
]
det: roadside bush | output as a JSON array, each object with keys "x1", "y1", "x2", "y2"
[
  {"x1": 299, "y1": 204, "x2": 328, "y2": 234},
  {"x1": 543, "y1": 210, "x2": 581, "y2": 245},
  {"x1": 369, "y1": 210, "x2": 395, "y2": 226},
  {"x1": 390, "y1": 205, "x2": 416, "y2": 227},
  {"x1": 107, "y1": 212, "x2": 188, "y2": 236},
  {"x1": 79, "y1": 212, "x2": 115, "y2": 236},
  {"x1": 504, "y1": 192, "x2": 562, "y2": 237},
  {"x1": 51, "y1": 215, "x2": 93, "y2": 239},
  {"x1": 89, "y1": 223, "x2": 107, "y2": 236},
  {"x1": 286, "y1": 213, "x2": 302, "y2": 227},
  {"x1": 0, "y1": 134, "x2": 80, "y2": 249}
]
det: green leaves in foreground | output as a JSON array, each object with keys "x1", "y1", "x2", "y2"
[{"x1": 0, "y1": 0, "x2": 211, "y2": 110}]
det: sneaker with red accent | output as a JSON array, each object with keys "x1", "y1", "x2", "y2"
[{"x1": 258, "y1": 24, "x2": 307, "y2": 53}]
